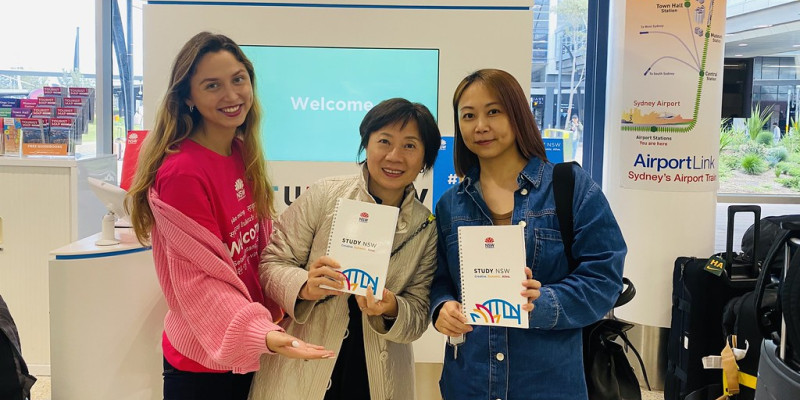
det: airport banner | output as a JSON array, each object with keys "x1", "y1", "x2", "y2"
[{"x1": 618, "y1": 0, "x2": 726, "y2": 191}]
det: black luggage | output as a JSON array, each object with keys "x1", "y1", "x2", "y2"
[
  {"x1": 717, "y1": 220, "x2": 800, "y2": 400},
  {"x1": 665, "y1": 206, "x2": 762, "y2": 400},
  {"x1": 742, "y1": 214, "x2": 800, "y2": 272},
  {"x1": 755, "y1": 226, "x2": 800, "y2": 399}
]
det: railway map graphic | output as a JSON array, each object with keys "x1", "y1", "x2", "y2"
[{"x1": 618, "y1": 0, "x2": 725, "y2": 191}]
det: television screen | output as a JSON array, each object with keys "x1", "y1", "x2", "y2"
[{"x1": 242, "y1": 45, "x2": 439, "y2": 162}]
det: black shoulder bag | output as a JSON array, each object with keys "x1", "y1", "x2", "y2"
[{"x1": 553, "y1": 162, "x2": 651, "y2": 400}]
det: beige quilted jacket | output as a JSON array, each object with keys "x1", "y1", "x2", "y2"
[{"x1": 249, "y1": 168, "x2": 437, "y2": 400}]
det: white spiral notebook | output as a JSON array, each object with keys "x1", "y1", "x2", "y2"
[
  {"x1": 458, "y1": 225, "x2": 529, "y2": 328},
  {"x1": 321, "y1": 198, "x2": 399, "y2": 300}
]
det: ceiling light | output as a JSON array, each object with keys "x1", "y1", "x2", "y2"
[
  {"x1": 738, "y1": 43, "x2": 748, "y2": 47},
  {"x1": 734, "y1": 54, "x2": 744, "y2": 57}
]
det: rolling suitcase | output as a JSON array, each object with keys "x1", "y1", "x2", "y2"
[{"x1": 665, "y1": 205, "x2": 762, "y2": 400}]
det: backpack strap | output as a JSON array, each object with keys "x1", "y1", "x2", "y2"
[
  {"x1": 554, "y1": 162, "x2": 633, "y2": 309},
  {"x1": 605, "y1": 321, "x2": 653, "y2": 391},
  {"x1": 553, "y1": 162, "x2": 579, "y2": 273}
]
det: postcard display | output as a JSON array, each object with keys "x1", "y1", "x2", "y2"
[{"x1": 1, "y1": 86, "x2": 95, "y2": 157}]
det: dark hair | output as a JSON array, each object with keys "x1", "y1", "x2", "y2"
[
  {"x1": 358, "y1": 98, "x2": 441, "y2": 172},
  {"x1": 452, "y1": 69, "x2": 547, "y2": 176}
]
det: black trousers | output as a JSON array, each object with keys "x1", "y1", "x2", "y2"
[{"x1": 163, "y1": 358, "x2": 253, "y2": 400}]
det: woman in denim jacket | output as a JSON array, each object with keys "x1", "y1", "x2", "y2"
[{"x1": 429, "y1": 69, "x2": 627, "y2": 400}]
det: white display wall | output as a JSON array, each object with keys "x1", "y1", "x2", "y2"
[{"x1": 143, "y1": 0, "x2": 534, "y2": 365}]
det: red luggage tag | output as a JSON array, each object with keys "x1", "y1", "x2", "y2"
[{"x1": 704, "y1": 256, "x2": 725, "y2": 276}]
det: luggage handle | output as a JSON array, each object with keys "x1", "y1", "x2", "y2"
[{"x1": 726, "y1": 205, "x2": 761, "y2": 278}]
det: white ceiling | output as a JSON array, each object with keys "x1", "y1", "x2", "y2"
[{"x1": 724, "y1": 2, "x2": 800, "y2": 58}]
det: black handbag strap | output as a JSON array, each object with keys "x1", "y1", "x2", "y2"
[
  {"x1": 605, "y1": 322, "x2": 652, "y2": 391},
  {"x1": 553, "y1": 162, "x2": 579, "y2": 273},
  {"x1": 616, "y1": 277, "x2": 636, "y2": 308},
  {"x1": 553, "y1": 162, "x2": 633, "y2": 309}
]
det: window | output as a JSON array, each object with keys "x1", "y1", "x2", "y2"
[
  {"x1": 1, "y1": 1, "x2": 96, "y2": 157},
  {"x1": 530, "y1": 0, "x2": 588, "y2": 165},
  {"x1": 719, "y1": 1, "x2": 800, "y2": 198}
]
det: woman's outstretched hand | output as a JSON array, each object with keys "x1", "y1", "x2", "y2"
[{"x1": 266, "y1": 331, "x2": 334, "y2": 360}]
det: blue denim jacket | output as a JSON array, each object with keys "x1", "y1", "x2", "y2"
[{"x1": 429, "y1": 157, "x2": 627, "y2": 400}]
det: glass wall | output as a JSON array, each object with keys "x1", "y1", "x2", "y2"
[
  {"x1": 718, "y1": 0, "x2": 800, "y2": 198},
  {"x1": 531, "y1": 0, "x2": 588, "y2": 164}
]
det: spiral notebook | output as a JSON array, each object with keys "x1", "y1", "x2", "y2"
[
  {"x1": 321, "y1": 198, "x2": 399, "y2": 300},
  {"x1": 458, "y1": 225, "x2": 529, "y2": 328}
]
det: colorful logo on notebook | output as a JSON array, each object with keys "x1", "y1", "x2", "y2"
[
  {"x1": 339, "y1": 268, "x2": 379, "y2": 291},
  {"x1": 359, "y1": 212, "x2": 370, "y2": 223},
  {"x1": 484, "y1": 237, "x2": 495, "y2": 249},
  {"x1": 470, "y1": 299, "x2": 521, "y2": 324}
]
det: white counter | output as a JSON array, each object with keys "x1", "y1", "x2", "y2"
[{"x1": 49, "y1": 229, "x2": 166, "y2": 400}]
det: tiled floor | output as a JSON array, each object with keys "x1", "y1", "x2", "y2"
[
  {"x1": 643, "y1": 390, "x2": 665, "y2": 400},
  {"x1": 30, "y1": 376, "x2": 50, "y2": 400},
  {"x1": 30, "y1": 375, "x2": 663, "y2": 400}
]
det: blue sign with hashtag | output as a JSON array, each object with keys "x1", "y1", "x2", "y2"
[{"x1": 432, "y1": 136, "x2": 457, "y2": 209}]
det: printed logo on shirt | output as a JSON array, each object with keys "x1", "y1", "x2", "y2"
[
  {"x1": 235, "y1": 178, "x2": 245, "y2": 201},
  {"x1": 484, "y1": 237, "x2": 495, "y2": 249},
  {"x1": 228, "y1": 221, "x2": 259, "y2": 274}
]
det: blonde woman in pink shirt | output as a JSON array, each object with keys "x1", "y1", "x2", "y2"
[{"x1": 126, "y1": 32, "x2": 332, "y2": 400}]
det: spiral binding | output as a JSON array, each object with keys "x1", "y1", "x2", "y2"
[
  {"x1": 325, "y1": 198, "x2": 343, "y2": 257},
  {"x1": 458, "y1": 226, "x2": 469, "y2": 321}
]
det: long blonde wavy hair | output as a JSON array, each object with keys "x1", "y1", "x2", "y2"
[{"x1": 126, "y1": 32, "x2": 274, "y2": 244}]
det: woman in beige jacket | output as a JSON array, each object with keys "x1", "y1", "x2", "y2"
[{"x1": 249, "y1": 98, "x2": 441, "y2": 400}]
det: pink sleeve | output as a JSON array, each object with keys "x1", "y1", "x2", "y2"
[{"x1": 164, "y1": 253, "x2": 281, "y2": 370}]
